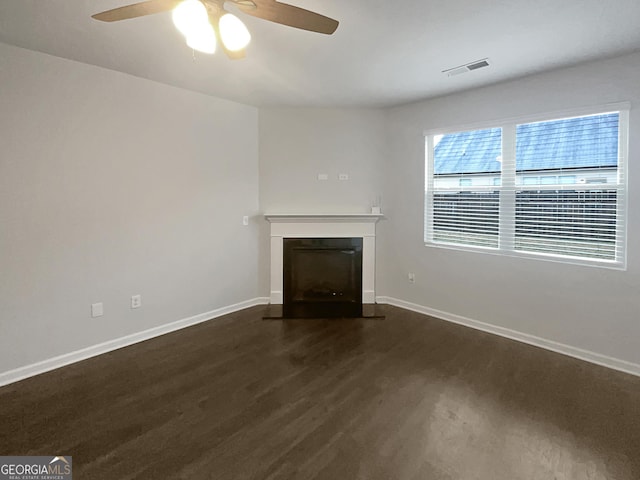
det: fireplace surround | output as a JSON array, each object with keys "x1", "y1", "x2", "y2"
[{"x1": 265, "y1": 214, "x2": 382, "y2": 310}]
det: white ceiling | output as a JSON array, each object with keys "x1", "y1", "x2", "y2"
[{"x1": 1, "y1": 0, "x2": 640, "y2": 107}]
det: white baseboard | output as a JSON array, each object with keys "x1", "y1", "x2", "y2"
[
  {"x1": 0, "y1": 297, "x2": 270, "y2": 388},
  {"x1": 376, "y1": 296, "x2": 640, "y2": 378},
  {"x1": 5, "y1": 296, "x2": 637, "y2": 387}
]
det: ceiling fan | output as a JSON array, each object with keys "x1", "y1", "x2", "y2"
[{"x1": 92, "y1": 0, "x2": 339, "y2": 59}]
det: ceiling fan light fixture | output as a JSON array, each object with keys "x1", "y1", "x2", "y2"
[
  {"x1": 218, "y1": 13, "x2": 251, "y2": 52},
  {"x1": 186, "y1": 23, "x2": 217, "y2": 54},
  {"x1": 92, "y1": 0, "x2": 339, "y2": 59},
  {"x1": 172, "y1": 0, "x2": 209, "y2": 37}
]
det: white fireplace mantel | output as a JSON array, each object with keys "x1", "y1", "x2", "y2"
[{"x1": 265, "y1": 213, "x2": 383, "y2": 304}]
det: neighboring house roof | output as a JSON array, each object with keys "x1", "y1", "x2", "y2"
[{"x1": 434, "y1": 113, "x2": 619, "y2": 175}]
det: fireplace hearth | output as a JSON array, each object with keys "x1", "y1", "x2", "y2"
[{"x1": 283, "y1": 237, "x2": 363, "y2": 318}]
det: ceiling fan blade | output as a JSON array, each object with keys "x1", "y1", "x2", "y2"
[
  {"x1": 92, "y1": 0, "x2": 181, "y2": 22},
  {"x1": 237, "y1": 0, "x2": 338, "y2": 34}
]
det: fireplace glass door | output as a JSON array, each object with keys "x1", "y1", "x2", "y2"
[{"x1": 283, "y1": 237, "x2": 363, "y2": 318}]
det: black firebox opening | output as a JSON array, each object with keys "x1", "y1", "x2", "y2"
[{"x1": 283, "y1": 237, "x2": 363, "y2": 318}]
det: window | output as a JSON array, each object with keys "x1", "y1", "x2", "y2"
[{"x1": 425, "y1": 107, "x2": 628, "y2": 267}]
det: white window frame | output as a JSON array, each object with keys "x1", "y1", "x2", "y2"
[{"x1": 424, "y1": 102, "x2": 629, "y2": 270}]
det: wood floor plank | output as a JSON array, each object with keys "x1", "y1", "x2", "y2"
[{"x1": 1, "y1": 305, "x2": 639, "y2": 479}]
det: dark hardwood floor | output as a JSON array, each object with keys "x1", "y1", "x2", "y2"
[{"x1": 1, "y1": 304, "x2": 639, "y2": 479}]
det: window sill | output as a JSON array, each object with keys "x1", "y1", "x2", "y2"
[{"x1": 424, "y1": 241, "x2": 626, "y2": 271}]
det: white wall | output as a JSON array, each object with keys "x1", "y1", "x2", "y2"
[
  {"x1": 381, "y1": 52, "x2": 640, "y2": 366},
  {"x1": 0, "y1": 43, "x2": 260, "y2": 374},
  {"x1": 257, "y1": 107, "x2": 387, "y2": 293},
  {"x1": 258, "y1": 108, "x2": 386, "y2": 213},
  {"x1": 4, "y1": 41, "x2": 639, "y2": 378}
]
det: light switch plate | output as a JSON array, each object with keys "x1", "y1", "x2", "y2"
[
  {"x1": 91, "y1": 302, "x2": 103, "y2": 318},
  {"x1": 131, "y1": 295, "x2": 141, "y2": 309}
]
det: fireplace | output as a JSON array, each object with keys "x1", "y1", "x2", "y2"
[
  {"x1": 264, "y1": 213, "x2": 382, "y2": 312},
  {"x1": 283, "y1": 237, "x2": 363, "y2": 318}
]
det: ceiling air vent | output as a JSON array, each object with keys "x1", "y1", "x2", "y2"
[{"x1": 443, "y1": 58, "x2": 490, "y2": 77}]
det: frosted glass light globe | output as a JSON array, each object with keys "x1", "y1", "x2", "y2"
[
  {"x1": 219, "y1": 13, "x2": 251, "y2": 51},
  {"x1": 172, "y1": 0, "x2": 209, "y2": 37},
  {"x1": 186, "y1": 24, "x2": 217, "y2": 54}
]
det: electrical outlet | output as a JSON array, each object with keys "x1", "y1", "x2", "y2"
[
  {"x1": 338, "y1": 173, "x2": 349, "y2": 181},
  {"x1": 91, "y1": 302, "x2": 103, "y2": 318},
  {"x1": 131, "y1": 295, "x2": 142, "y2": 309},
  {"x1": 408, "y1": 273, "x2": 416, "y2": 284},
  {"x1": 242, "y1": 215, "x2": 249, "y2": 226},
  {"x1": 317, "y1": 173, "x2": 329, "y2": 181}
]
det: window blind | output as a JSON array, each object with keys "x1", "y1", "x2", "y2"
[
  {"x1": 513, "y1": 113, "x2": 623, "y2": 261},
  {"x1": 428, "y1": 127, "x2": 502, "y2": 249},
  {"x1": 425, "y1": 109, "x2": 627, "y2": 267}
]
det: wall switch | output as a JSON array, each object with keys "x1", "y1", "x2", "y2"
[
  {"x1": 131, "y1": 295, "x2": 142, "y2": 309},
  {"x1": 338, "y1": 173, "x2": 349, "y2": 181},
  {"x1": 317, "y1": 173, "x2": 329, "y2": 181},
  {"x1": 242, "y1": 216, "x2": 249, "y2": 226},
  {"x1": 408, "y1": 273, "x2": 416, "y2": 284},
  {"x1": 91, "y1": 302, "x2": 104, "y2": 318}
]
